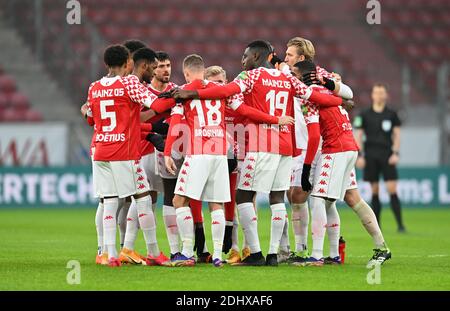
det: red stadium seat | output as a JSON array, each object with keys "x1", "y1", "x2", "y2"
[
  {"x1": 10, "y1": 93, "x2": 30, "y2": 109},
  {"x1": 0, "y1": 75, "x2": 17, "y2": 94}
]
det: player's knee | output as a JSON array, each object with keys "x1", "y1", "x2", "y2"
[
  {"x1": 236, "y1": 190, "x2": 254, "y2": 204},
  {"x1": 385, "y1": 181, "x2": 398, "y2": 195},
  {"x1": 291, "y1": 187, "x2": 308, "y2": 203},
  {"x1": 370, "y1": 182, "x2": 380, "y2": 195},
  {"x1": 172, "y1": 195, "x2": 187, "y2": 208},
  {"x1": 269, "y1": 191, "x2": 285, "y2": 205},
  {"x1": 344, "y1": 189, "x2": 360, "y2": 207}
]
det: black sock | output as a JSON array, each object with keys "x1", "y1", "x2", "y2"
[
  {"x1": 390, "y1": 193, "x2": 404, "y2": 229},
  {"x1": 371, "y1": 194, "x2": 381, "y2": 226}
]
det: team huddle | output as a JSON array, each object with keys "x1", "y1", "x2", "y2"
[{"x1": 81, "y1": 37, "x2": 392, "y2": 268}]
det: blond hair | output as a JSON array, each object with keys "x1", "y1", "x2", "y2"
[
  {"x1": 204, "y1": 65, "x2": 227, "y2": 79},
  {"x1": 182, "y1": 54, "x2": 204, "y2": 71},
  {"x1": 287, "y1": 37, "x2": 315, "y2": 60}
]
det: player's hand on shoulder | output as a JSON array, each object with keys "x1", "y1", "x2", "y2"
[
  {"x1": 170, "y1": 88, "x2": 198, "y2": 100},
  {"x1": 164, "y1": 156, "x2": 177, "y2": 176},
  {"x1": 278, "y1": 115, "x2": 295, "y2": 126}
]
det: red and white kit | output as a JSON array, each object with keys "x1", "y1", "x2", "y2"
[
  {"x1": 88, "y1": 75, "x2": 157, "y2": 198},
  {"x1": 308, "y1": 86, "x2": 359, "y2": 200},
  {"x1": 231, "y1": 68, "x2": 298, "y2": 194},
  {"x1": 142, "y1": 81, "x2": 178, "y2": 186},
  {"x1": 165, "y1": 79, "x2": 280, "y2": 201}
]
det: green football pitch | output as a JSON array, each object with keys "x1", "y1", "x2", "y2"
[{"x1": 0, "y1": 206, "x2": 449, "y2": 290}]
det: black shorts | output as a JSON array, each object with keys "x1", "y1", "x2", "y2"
[{"x1": 363, "y1": 156, "x2": 398, "y2": 182}]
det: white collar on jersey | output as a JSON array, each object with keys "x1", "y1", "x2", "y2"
[{"x1": 100, "y1": 75, "x2": 121, "y2": 86}]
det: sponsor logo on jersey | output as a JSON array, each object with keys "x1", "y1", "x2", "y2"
[
  {"x1": 183, "y1": 215, "x2": 192, "y2": 221},
  {"x1": 272, "y1": 216, "x2": 283, "y2": 221},
  {"x1": 261, "y1": 78, "x2": 291, "y2": 89},
  {"x1": 104, "y1": 215, "x2": 114, "y2": 220},
  {"x1": 92, "y1": 88, "x2": 124, "y2": 99}
]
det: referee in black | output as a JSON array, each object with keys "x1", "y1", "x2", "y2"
[{"x1": 354, "y1": 83, "x2": 406, "y2": 232}]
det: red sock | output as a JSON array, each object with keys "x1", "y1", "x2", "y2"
[
  {"x1": 190, "y1": 199, "x2": 203, "y2": 223},
  {"x1": 225, "y1": 172, "x2": 238, "y2": 222}
]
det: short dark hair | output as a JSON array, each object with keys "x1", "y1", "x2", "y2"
[
  {"x1": 133, "y1": 47, "x2": 157, "y2": 66},
  {"x1": 293, "y1": 60, "x2": 316, "y2": 74},
  {"x1": 247, "y1": 40, "x2": 273, "y2": 58},
  {"x1": 123, "y1": 39, "x2": 146, "y2": 54},
  {"x1": 156, "y1": 51, "x2": 170, "y2": 62},
  {"x1": 103, "y1": 45, "x2": 129, "y2": 68}
]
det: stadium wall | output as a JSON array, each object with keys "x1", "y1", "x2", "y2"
[{"x1": 0, "y1": 166, "x2": 449, "y2": 208}]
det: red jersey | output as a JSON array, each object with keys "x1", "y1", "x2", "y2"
[
  {"x1": 231, "y1": 67, "x2": 310, "y2": 156},
  {"x1": 140, "y1": 81, "x2": 177, "y2": 156},
  {"x1": 312, "y1": 86, "x2": 359, "y2": 154},
  {"x1": 88, "y1": 75, "x2": 157, "y2": 161},
  {"x1": 171, "y1": 80, "x2": 228, "y2": 155}
]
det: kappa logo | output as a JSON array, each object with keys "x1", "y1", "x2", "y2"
[
  {"x1": 246, "y1": 165, "x2": 254, "y2": 170},
  {"x1": 248, "y1": 157, "x2": 256, "y2": 162},
  {"x1": 134, "y1": 160, "x2": 140, "y2": 165},
  {"x1": 138, "y1": 213, "x2": 147, "y2": 218},
  {"x1": 319, "y1": 180, "x2": 327, "y2": 185},
  {"x1": 318, "y1": 188, "x2": 326, "y2": 193},
  {"x1": 350, "y1": 172, "x2": 355, "y2": 177},
  {"x1": 243, "y1": 181, "x2": 251, "y2": 187},
  {"x1": 179, "y1": 178, "x2": 186, "y2": 183},
  {"x1": 244, "y1": 173, "x2": 252, "y2": 179},
  {"x1": 178, "y1": 186, "x2": 185, "y2": 192},
  {"x1": 212, "y1": 221, "x2": 220, "y2": 225},
  {"x1": 325, "y1": 155, "x2": 333, "y2": 160},
  {"x1": 137, "y1": 168, "x2": 143, "y2": 173},
  {"x1": 181, "y1": 169, "x2": 187, "y2": 175},
  {"x1": 273, "y1": 216, "x2": 283, "y2": 221},
  {"x1": 137, "y1": 175, "x2": 145, "y2": 181},
  {"x1": 184, "y1": 215, "x2": 192, "y2": 221},
  {"x1": 104, "y1": 215, "x2": 114, "y2": 220},
  {"x1": 321, "y1": 172, "x2": 329, "y2": 177},
  {"x1": 351, "y1": 181, "x2": 356, "y2": 186},
  {"x1": 184, "y1": 162, "x2": 190, "y2": 167},
  {"x1": 138, "y1": 184, "x2": 146, "y2": 189},
  {"x1": 322, "y1": 163, "x2": 330, "y2": 168}
]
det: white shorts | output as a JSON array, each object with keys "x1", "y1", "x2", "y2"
[
  {"x1": 141, "y1": 152, "x2": 164, "y2": 192},
  {"x1": 93, "y1": 159, "x2": 150, "y2": 198},
  {"x1": 238, "y1": 152, "x2": 292, "y2": 194},
  {"x1": 311, "y1": 151, "x2": 358, "y2": 200},
  {"x1": 155, "y1": 149, "x2": 183, "y2": 179},
  {"x1": 174, "y1": 154, "x2": 231, "y2": 203},
  {"x1": 290, "y1": 150, "x2": 321, "y2": 188}
]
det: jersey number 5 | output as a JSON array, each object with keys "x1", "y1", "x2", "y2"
[
  {"x1": 100, "y1": 100, "x2": 117, "y2": 132},
  {"x1": 267, "y1": 90, "x2": 289, "y2": 116}
]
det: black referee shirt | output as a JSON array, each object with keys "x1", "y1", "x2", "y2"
[{"x1": 353, "y1": 106, "x2": 401, "y2": 158}]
